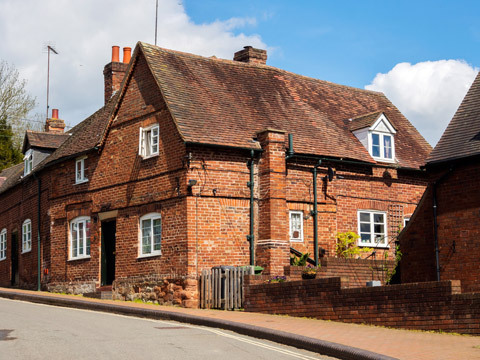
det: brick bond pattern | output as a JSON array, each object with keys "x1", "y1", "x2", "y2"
[
  {"x1": 400, "y1": 161, "x2": 480, "y2": 293},
  {"x1": 285, "y1": 258, "x2": 395, "y2": 288},
  {"x1": 244, "y1": 277, "x2": 480, "y2": 335}
]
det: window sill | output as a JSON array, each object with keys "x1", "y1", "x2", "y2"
[
  {"x1": 290, "y1": 238, "x2": 304, "y2": 242},
  {"x1": 74, "y1": 179, "x2": 89, "y2": 185},
  {"x1": 137, "y1": 251, "x2": 162, "y2": 259},
  {"x1": 0, "y1": 257, "x2": 5, "y2": 262},
  {"x1": 358, "y1": 243, "x2": 390, "y2": 249},
  {"x1": 68, "y1": 256, "x2": 91, "y2": 262},
  {"x1": 21, "y1": 249, "x2": 31, "y2": 254},
  {"x1": 139, "y1": 153, "x2": 159, "y2": 160},
  {"x1": 372, "y1": 157, "x2": 396, "y2": 164}
]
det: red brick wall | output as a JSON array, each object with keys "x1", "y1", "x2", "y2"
[
  {"x1": 244, "y1": 277, "x2": 480, "y2": 335},
  {"x1": 400, "y1": 161, "x2": 480, "y2": 293},
  {"x1": 285, "y1": 257, "x2": 395, "y2": 287}
]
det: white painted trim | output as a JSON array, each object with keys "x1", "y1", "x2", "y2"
[{"x1": 357, "y1": 210, "x2": 389, "y2": 248}]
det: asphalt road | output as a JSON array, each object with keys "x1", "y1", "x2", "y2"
[{"x1": 0, "y1": 298, "x2": 336, "y2": 360}]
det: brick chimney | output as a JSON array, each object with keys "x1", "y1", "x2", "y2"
[
  {"x1": 234, "y1": 46, "x2": 267, "y2": 65},
  {"x1": 103, "y1": 45, "x2": 131, "y2": 104},
  {"x1": 45, "y1": 108, "x2": 65, "y2": 133}
]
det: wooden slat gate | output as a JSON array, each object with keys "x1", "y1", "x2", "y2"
[{"x1": 200, "y1": 266, "x2": 254, "y2": 310}]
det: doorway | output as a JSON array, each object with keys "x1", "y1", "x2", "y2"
[
  {"x1": 11, "y1": 231, "x2": 18, "y2": 286},
  {"x1": 101, "y1": 220, "x2": 116, "y2": 286}
]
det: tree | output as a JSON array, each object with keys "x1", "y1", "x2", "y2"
[
  {"x1": 0, "y1": 60, "x2": 36, "y2": 168},
  {"x1": 0, "y1": 116, "x2": 22, "y2": 171}
]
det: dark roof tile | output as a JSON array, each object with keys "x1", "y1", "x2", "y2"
[
  {"x1": 427, "y1": 72, "x2": 480, "y2": 164},
  {"x1": 139, "y1": 42, "x2": 431, "y2": 168}
]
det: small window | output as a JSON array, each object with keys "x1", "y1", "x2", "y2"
[
  {"x1": 370, "y1": 132, "x2": 394, "y2": 161},
  {"x1": 289, "y1": 211, "x2": 304, "y2": 242},
  {"x1": 139, "y1": 213, "x2": 162, "y2": 257},
  {"x1": 357, "y1": 210, "x2": 388, "y2": 247},
  {"x1": 0, "y1": 229, "x2": 6, "y2": 261},
  {"x1": 22, "y1": 219, "x2": 32, "y2": 253},
  {"x1": 75, "y1": 156, "x2": 88, "y2": 184},
  {"x1": 70, "y1": 216, "x2": 91, "y2": 260},
  {"x1": 139, "y1": 124, "x2": 159, "y2": 159},
  {"x1": 403, "y1": 216, "x2": 410, "y2": 227},
  {"x1": 24, "y1": 149, "x2": 33, "y2": 176}
]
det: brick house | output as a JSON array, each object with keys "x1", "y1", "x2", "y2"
[
  {"x1": 399, "y1": 71, "x2": 480, "y2": 293},
  {"x1": 0, "y1": 43, "x2": 431, "y2": 305}
]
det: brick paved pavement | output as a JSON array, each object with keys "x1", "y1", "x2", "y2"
[{"x1": 0, "y1": 287, "x2": 479, "y2": 360}]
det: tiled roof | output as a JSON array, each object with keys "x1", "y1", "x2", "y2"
[
  {"x1": 38, "y1": 94, "x2": 118, "y2": 168},
  {"x1": 0, "y1": 163, "x2": 23, "y2": 194},
  {"x1": 138, "y1": 42, "x2": 431, "y2": 168},
  {"x1": 22, "y1": 131, "x2": 70, "y2": 152},
  {"x1": 349, "y1": 111, "x2": 384, "y2": 131},
  {"x1": 427, "y1": 72, "x2": 480, "y2": 164}
]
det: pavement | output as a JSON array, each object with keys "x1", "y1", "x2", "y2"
[{"x1": 0, "y1": 287, "x2": 479, "y2": 360}]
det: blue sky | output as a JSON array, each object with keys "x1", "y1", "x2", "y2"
[
  {"x1": 184, "y1": 1, "x2": 480, "y2": 87},
  {"x1": 1, "y1": 0, "x2": 479, "y2": 146}
]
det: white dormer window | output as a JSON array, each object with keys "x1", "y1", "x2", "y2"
[
  {"x1": 75, "y1": 156, "x2": 88, "y2": 184},
  {"x1": 139, "y1": 124, "x2": 159, "y2": 159},
  {"x1": 24, "y1": 149, "x2": 33, "y2": 175},
  {"x1": 351, "y1": 112, "x2": 396, "y2": 163}
]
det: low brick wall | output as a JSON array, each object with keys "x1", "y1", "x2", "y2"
[
  {"x1": 244, "y1": 277, "x2": 480, "y2": 335},
  {"x1": 285, "y1": 257, "x2": 395, "y2": 287},
  {"x1": 113, "y1": 275, "x2": 198, "y2": 308}
]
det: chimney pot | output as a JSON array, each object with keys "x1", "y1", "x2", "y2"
[
  {"x1": 112, "y1": 46, "x2": 120, "y2": 63},
  {"x1": 45, "y1": 109, "x2": 65, "y2": 133},
  {"x1": 123, "y1": 47, "x2": 132, "y2": 64},
  {"x1": 234, "y1": 46, "x2": 267, "y2": 65},
  {"x1": 52, "y1": 108, "x2": 59, "y2": 119}
]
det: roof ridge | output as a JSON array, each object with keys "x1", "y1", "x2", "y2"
[{"x1": 139, "y1": 42, "x2": 385, "y2": 97}]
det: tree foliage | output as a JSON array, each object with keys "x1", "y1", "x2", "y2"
[{"x1": 0, "y1": 60, "x2": 36, "y2": 170}]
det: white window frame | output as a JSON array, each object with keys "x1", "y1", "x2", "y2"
[
  {"x1": 357, "y1": 210, "x2": 388, "y2": 248},
  {"x1": 69, "y1": 216, "x2": 91, "y2": 260},
  {"x1": 403, "y1": 216, "x2": 411, "y2": 228},
  {"x1": 289, "y1": 211, "x2": 304, "y2": 242},
  {"x1": 139, "y1": 124, "x2": 159, "y2": 159},
  {"x1": 138, "y1": 213, "x2": 162, "y2": 258},
  {"x1": 24, "y1": 149, "x2": 33, "y2": 176},
  {"x1": 0, "y1": 228, "x2": 6, "y2": 261},
  {"x1": 75, "y1": 156, "x2": 88, "y2": 184},
  {"x1": 369, "y1": 131, "x2": 395, "y2": 162},
  {"x1": 22, "y1": 219, "x2": 32, "y2": 253}
]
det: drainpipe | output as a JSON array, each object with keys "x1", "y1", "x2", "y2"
[
  {"x1": 247, "y1": 150, "x2": 255, "y2": 266},
  {"x1": 33, "y1": 173, "x2": 41, "y2": 291},
  {"x1": 312, "y1": 160, "x2": 321, "y2": 266},
  {"x1": 432, "y1": 166, "x2": 454, "y2": 282}
]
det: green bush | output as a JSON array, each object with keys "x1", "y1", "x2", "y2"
[
  {"x1": 335, "y1": 231, "x2": 372, "y2": 258},
  {"x1": 290, "y1": 252, "x2": 310, "y2": 266}
]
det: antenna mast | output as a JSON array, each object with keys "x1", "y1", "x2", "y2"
[
  {"x1": 46, "y1": 45, "x2": 59, "y2": 120},
  {"x1": 155, "y1": 0, "x2": 158, "y2": 45}
]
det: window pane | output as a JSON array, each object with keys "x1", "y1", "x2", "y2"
[
  {"x1": 72, "y1": 223, "x2": 78, "y2": 258},
  {"x1": 374, "y1": 224, "x2": 384, "y2": 234},
  {"x1": 372, "y1": 133, "x2": 380, "y2": 157},
  {"x1": 78, "y1": 222, "x2": 84, "y2": 255},
  {"x1": 384, "y1": 135, "x2": 392, "y2": 159},
  {"x1": 153, "y1": 218, "x2": 161, "y2": 251},
  {"x1": 142, "y1": 219, "x2": 152, "y2": 254},
  {"x1": 373, "y1": 214, "x2": 384, "y2": 223},
  {"x1": 360, "y1": 233, "x2": 371, "y2": 243},
  {"x1": 145, "y1": 130, "x2": 152, "y2": 156},
  {"x1": 360, "y1": 223, "x2": 370, "y2": 233},
  {"x1": 359, "y1": 213, "x2": 370, "y2": 222}
]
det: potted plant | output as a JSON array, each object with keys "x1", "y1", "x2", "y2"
[{"x1": 302, "y1": 264, "x2": 318, "y2": 279}]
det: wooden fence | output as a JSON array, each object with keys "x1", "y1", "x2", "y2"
[{"x1": 200, "y1": 267, "x2": 254, "y2": 310}]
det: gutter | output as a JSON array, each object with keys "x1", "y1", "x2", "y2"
[{"x1": 32, "y1": 172, "x2": 41, "y2": 291}]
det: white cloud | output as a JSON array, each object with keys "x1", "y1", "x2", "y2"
[
  {"x1": 365, "y1": 60, "x2": 478, "y2": 146},
  {"x1": 0, "y1": 0, "x2": 266, "y2": 129}
]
